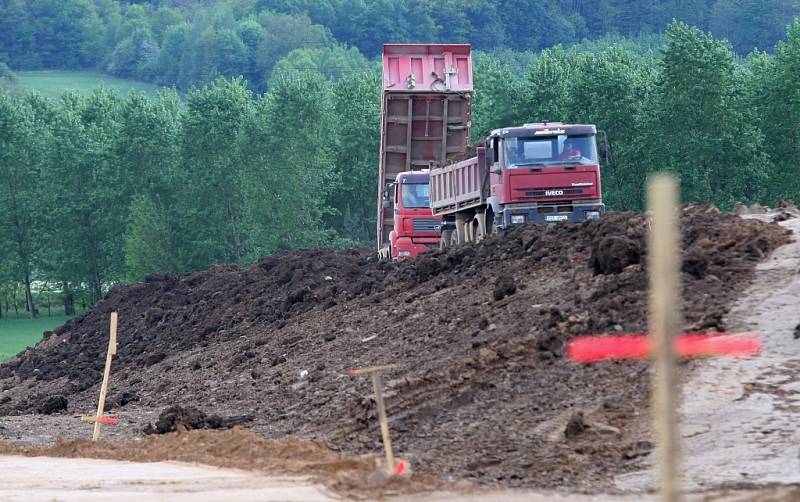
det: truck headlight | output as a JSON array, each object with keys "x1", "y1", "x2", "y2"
[
  {"x1": 398, "y1": 251, "x2": 411, "y2": 257},
  {"x1": 511, "y1": 214, "x2": 526, "y2": 224},
  {"x1": 585, "y1": 211, "x2": 601, "y2": 220}
]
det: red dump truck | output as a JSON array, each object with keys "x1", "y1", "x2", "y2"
[
  {"x1": 376, "y1": 44, "x2": 473, "y2": 259},
  {"x1": 379, "y1": 171, "x2": 440, "y2": 258},
  {"x1": 429, "y1": 123, "x2": 607, "y2": 246}
]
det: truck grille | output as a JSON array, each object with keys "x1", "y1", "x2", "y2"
[
  {"x1": 412, "y1": 218, "x2": 440, "y2": 232},
  {"x1": 524, "y1": 187, "x2": 583, "y2": 197}
]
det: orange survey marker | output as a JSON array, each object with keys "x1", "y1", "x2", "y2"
[
  {"x1": 567, "y1": 333, "x2": 762, "y2": 363},
  {"x1": 80, "y1": 415, "x2": 119, "y2": 425},
  {"x1": 569, "y1": 176, "x2": 765, "y2": 502}
]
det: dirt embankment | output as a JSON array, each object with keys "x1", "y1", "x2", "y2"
[
  {"x1": 0, "y1": 427, "x2": 444, "y2": 498},
  {"x1": 0, "y1": 207, "x2": 791, "y2": 490}
]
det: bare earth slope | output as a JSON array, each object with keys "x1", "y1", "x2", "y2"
[
  {"x1": 617, "y1": 207, "x2": 800, "y2": 493},
  {"x1": 0, "y1": 207, "x2": 790, "y2": 491}
]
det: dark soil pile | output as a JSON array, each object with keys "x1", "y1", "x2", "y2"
[
  {"x1": 0, "y1": 207, "x2": 791, "y2": 491},
  {"x1": 142, "y1": 405, "x2": 254, "y2": 435}
]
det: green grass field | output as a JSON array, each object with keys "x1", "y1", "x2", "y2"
[
  {"x1": 15, "y1": 70, "x2": 162, "y2": 99},
  {"x1": 0, "y1": 315, "x2": 71, "y2": 361}
]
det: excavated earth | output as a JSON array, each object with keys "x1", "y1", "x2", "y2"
[{"x1": 0, "y1": 207, "x2": 792, "y2": 492}]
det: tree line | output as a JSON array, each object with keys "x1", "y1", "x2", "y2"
[
  {"x1": 474, "y1": 21, "x2": 800, "y2": 211},
  {"x1": 2, "y1": 1, "x2": 800, "y2": 93},
  {"x1": 0, "y1": 71, "x2": 379, "y2": 318},
  {"x1": 2, "y1": 20, "x2": 800, "y2": 318}
]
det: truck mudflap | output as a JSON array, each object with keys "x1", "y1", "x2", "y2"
[
  {"x1": 392, "y1": 236, "x2": 439, "y2": 260},
  {"x1": 501, "y1": 202, "x2": 606, "y2": 228}
]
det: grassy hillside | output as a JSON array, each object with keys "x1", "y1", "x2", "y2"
[
  {"x1": 0, "y1": 315, "x2": 71, "y2": 361},
  {"x1": 15, "y1": 70, "x2": 162, "y2": 99}
]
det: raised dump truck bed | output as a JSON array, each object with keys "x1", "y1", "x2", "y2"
[{"x1": 376, "y1": 44, "x2": 473, "y2": 253}]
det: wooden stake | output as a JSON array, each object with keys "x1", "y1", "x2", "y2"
[
  {"x1": 647, "y1": 176, "x2": 682, "y2": 501},
  {"x1": 351, "y1": 364, "x2": 400, "y2": 474},
  {"x1": 371, "y1": 372, "x2": 395, "y2": 474},
  {"x1": 93, "y1": 312, "x2": 118, "y2": 441}
]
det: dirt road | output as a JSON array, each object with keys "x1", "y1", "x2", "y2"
[
  {"x1": 4, "y1": 454, "x2": 798, "y2": 501},
  {"x1": 0, "y1": 455, "x2": 644, "y2": 502},
  {"x1": 0, "y1": 455, "x2": 333, "y2": 501},
  {"x1": 617, "y1": 209, "x2": 800, "y2": 493}
]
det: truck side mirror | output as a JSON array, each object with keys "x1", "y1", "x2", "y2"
[{"x1": 491, "y1": 137, "x2": 499, "y2": 163}]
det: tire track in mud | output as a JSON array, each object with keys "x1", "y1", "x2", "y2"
[{"x1": 616, "y1": 210, "x2": 800, "y2": 492}]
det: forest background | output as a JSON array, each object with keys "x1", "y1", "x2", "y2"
[{"x1": 1, "y1": 0, "x2": 800, "y2": 317}]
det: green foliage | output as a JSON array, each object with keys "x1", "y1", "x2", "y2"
[
  {"x1": 253, "y1": 11, "x2": 331, "y2": 90},
  {"x1": 0, "y1": 0, "x2": 111, "y2": 69},
  {"x1": 567, "y1": 48, "x2": 655, "y2": 210},
  {"x1": 43, "y1": 89, "x2": 126, "y2": 301},
  {"x1": 328, "y1": 71, "x2": 381, "y2": 243},
  {"x1": 179, "y1": 77, "x2": 252, "y2": 267},
  {"x1": 710, "y1": 0, "x2": 800, "y2": 53},
  {"x1": 472, "y1": 54, "x2": 521, "y2": 139},
  {"x1": 240, "y1": 71, "x2": 338, "y2": 259},
  {"x1": 3, "y1": 0, "x2": 799, "y2": 95},
  {"x1": 124, "y1": 195, "x2": 183, "y2": 280},
  {"x1": 0, "y1": 93, "x2": 45, "y2": 317},
  {"x1": 568, "y1": 33, "x2": 666, "y2": 56},
  {"x1": 635, "y1": 22, "x2": 768, "y2": 208},
  {"x1": 107, "y1": 28, "x2": 159, "y2": 79},
  {"x1": 270, "y1": 46, "x2": 372, "y2": 84},
  {"x1": 747, "y1": 18, "x2": 800, "y2": 202},
  {"x1": 516, "y1": 48, "x2": 581, "y2": 124},
  {"x1": 4, "y1": 13, "x2": 800, "y2": 313}
]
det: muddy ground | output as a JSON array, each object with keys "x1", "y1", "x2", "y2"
[{"x1": 0, "y1": 206, "x2": 792, "y2": 492}]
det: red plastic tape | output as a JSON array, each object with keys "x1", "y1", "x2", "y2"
[{"x1": 567, "y1": 333, "x2": 761, "y2": 363}]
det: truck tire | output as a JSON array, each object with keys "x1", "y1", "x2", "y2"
[
  {"x1": 455, "y1": 213, "x2": 470, "y2": 245},
  {"x1": 473, "y1": 211, "x2": 487, "y2": 242},
  {"x1": 486, "y1": 208, "x2": 497, "y2": 236},
  {"x1": 439, "y1": 229, "x2": 453, "y2": 250}
]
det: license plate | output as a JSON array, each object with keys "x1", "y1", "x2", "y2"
[{"x1": 545, "y1": 215, "x2": 569, "y2": 222}]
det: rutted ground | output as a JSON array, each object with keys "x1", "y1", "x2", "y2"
[
  {"x1": 0, "y1": 207, "x2": 791, "y2": 493},
  {"x1": 617, "y1": 207, "x2": 800, "y2": 494}
]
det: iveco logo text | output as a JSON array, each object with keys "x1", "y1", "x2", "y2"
[{"x1": 545, "y1": 190, "x2": 564, "y2": 196}]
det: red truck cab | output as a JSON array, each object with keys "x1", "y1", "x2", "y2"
[
  {"x1": 430, "y1": 122, "x2": 607, "y2": 245},
  {"x1": 381, "y1": 171, "x2": 441, "y2": 259},
  {"x1": 486, "y1": 123, "x2": 606, "y2": 228}
]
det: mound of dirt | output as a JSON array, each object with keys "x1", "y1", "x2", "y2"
[
  {"x1": 143, "y1": 405, "x2": 253, "y2": 434},
  {"x1": 0, "y1": 247, "x2": 381, "y2": 397},
  {"x1": 0, "y1": 207, "x2": 791, "y2": 490},
  {"x1": 34, "y1": 395, "x2": 68, "y2": 415}
]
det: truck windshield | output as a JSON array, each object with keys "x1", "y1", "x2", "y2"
[
  {"x1": 401, "y1": 183, "x2": 429, "y2": 208},
  {"x1": 505, "y1": 135, "x2": 598, "y2": 167}
]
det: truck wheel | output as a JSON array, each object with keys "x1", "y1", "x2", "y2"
[
  {"x1": 455, "y1": 214, "x2": 470, "y2": 245},
  {"x1": 463, "y1": 221, "x2": 473, "y2": 243},
  {"x1": 486, "y1": 209, "x2": 498, "y2": 236},
  {"x1": 473, "y1": 212, "x2": 487, "y2": 242},
  {"x1": 439, "y1": 229, "x2": 453, "y2": 250}
]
